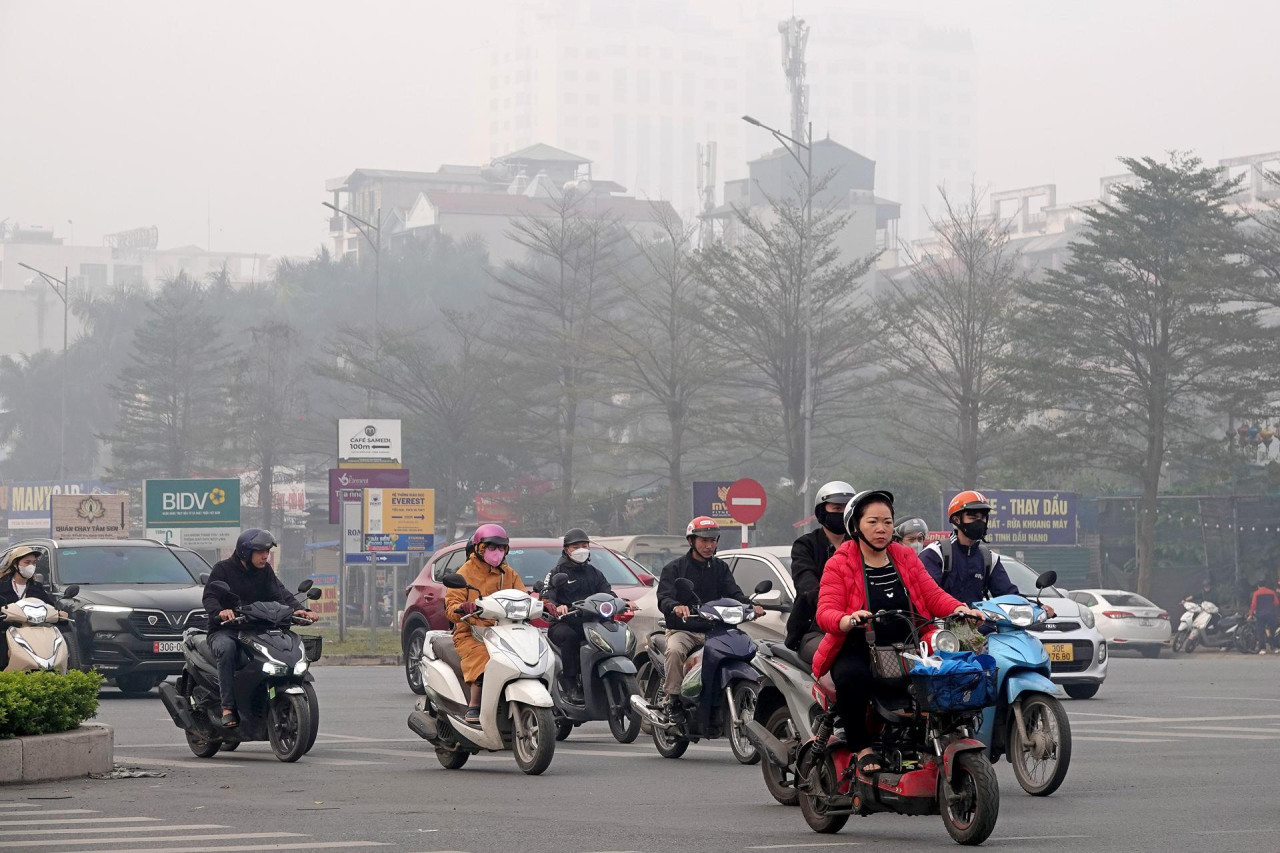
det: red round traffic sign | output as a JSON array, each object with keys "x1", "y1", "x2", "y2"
[{"x1": 725, "y1": 478, "x2": 768, "y2": 525}]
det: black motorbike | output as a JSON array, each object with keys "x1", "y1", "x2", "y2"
[
  {"x1": 631, "y1": 578, "x2": 771, "y2": 763},
  {"x1": 545, "y1": 574, "x2": 642, "y2": 744},
  {"x1": 158, "y1": 580, "x2": 323, "y2": 762}
]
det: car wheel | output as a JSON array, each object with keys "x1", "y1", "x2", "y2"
[
  {"x1": 65, "y1": 632, "x2": 86, "y2": 673},
  {"x1": 1139, "y1": 646, "x2": 1161, "y2": 659},
  {"x1": 404, "y1": 626, "x2": 427, "y2": 695},
  {"x1": 1064, "y1": 683, "x2": 1099, "y2": 700},
  {"x1": 116, "y1": 673, "x2": 157, "y2": 695}
]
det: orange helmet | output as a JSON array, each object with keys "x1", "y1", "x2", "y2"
[
  {"x1": 686, "y1": 516, "x2": 721, "y2": 541},
  {"x1": 947, "y1": 490, "x2": 991, "y2": 520}
]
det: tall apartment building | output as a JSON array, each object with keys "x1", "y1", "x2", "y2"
[{"x1": 473, "y1": 0, "x2": 975, "y2": 241}]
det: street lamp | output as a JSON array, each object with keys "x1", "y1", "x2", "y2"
[
  {"x1": 323, "y1": 202, "x2": 383, "y2": 415},
  {"x1": 17, "y1": 262, "x2": 69, "y2": 480},
  {"x1": 742, "y1": 114, "x2": 815, "y2": 517}
]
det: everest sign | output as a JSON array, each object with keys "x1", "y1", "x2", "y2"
[
  {"x1": 338, "y1": 419, "x2": 402, "y2": 467},
  {"x1": 362, "y1": 488, "x2": 434, "y2": 552},
  {"x1": 144, "y1": 478, "x2": 241, "y2": 549}
]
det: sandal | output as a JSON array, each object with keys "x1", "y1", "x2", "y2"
[
  {"x1": 221, "y1": 710, "x2": 239, "y2": 728},
  {"x1": 856, "y1": 751, "x2": 884, "y2": 776},
  {"x1": 463, "y1": 706, "x2": 481, "y2": 724}
]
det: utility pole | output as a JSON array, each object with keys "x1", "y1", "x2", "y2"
[
  {"x1": 18, "y1": 262, "x2": 69, "y2": 480},
  {"x1": 321, "y1": 202, "x2": 382, "y2": 415}
]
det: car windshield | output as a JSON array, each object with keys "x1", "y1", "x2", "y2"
[
  {"x1": 504, "y1": 546, "x2": 639, "y2": 587},
  {"x1": 56, "y1": 546, "x2": 197, "y2": 585},
  {"x1": 998, "y1": 557, "x2": 1067, "y2": 598},
  {"x1": 169, "y1": 549, "x2": 212, "y2": 580},
  {"x1": 1102, "y1": 592, "x2": 1157, "y2": 608}
]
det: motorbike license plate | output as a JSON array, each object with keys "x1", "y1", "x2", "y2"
[
  {"x1": 153, "y1": 641, "x2": 183, "y2": 654},
  {"x1": 1043, "y1": 642, "x2": 1074, "y2": 662}
]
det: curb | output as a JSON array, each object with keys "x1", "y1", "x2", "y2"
[
  {"x1": 0, "y1": 723, "x2": 113, "y2": 784},
  {"x1": 314, "y1": 655, "x2": 401, "y2": 666}
]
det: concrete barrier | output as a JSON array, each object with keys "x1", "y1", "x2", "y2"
[{"x1": 0, "y1": 723, "x2": 113, "y2": 784}]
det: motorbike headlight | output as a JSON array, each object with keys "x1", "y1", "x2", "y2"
[
  {"x1": 623, "y1": 625, "x2": 636, "y2": 655},
  {"x1": 262, "y1": 661, "x2": 287, "y2": 676},
  {"x1": 715, "y1": 605, "x2": 745, "y2": 625},
  {"x1": 1077, "y1": 607, "x2": 1095, "y2": 629},
  {"x1": 83, "y1": 605, "x2": 132, "y2": 614},
  {"x1": 502, "y1": 599, "x2": 531, "y2": 621},
  {"x1": 933, "y1": 629, "x2": 960, "y2": 653},
  {"x1": 1001, "y1": 604, "x2": 1034, "y2": 627},
  {"x1": 587, "y1": 627, "x2": 614, "y2": 654},
  {"x1": 293, "y1": 659, "x2": 308, "y2": 675}
]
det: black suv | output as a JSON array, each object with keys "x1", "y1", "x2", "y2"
[{"x1": 20, "y1": 538, "x2": 209, "y2": 694}]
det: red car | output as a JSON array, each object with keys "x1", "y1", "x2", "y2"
[{"x1": 401, "y1": 537, "x2": 653, "y2": 693}]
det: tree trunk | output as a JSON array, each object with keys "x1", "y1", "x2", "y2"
[
  {"x1": 1135, "y1": 428, "x2": 1164, "y2": 599},
  {"x1": 666, "y1": 415, "x2": 684, "y2": 534},
  {"x1": 559, "y1": 393, "x2": 579, "y2": 531},
  {"x1": 260, "y1": 458, "x2": 273, "y2": 530},
  {"x1": 960, "y1": 394, "x2": 980, "y2": 489}
]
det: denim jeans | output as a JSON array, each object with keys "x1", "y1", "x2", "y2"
[{"x1": 209, "y1": 631, "x2": 239, "y2": 712}]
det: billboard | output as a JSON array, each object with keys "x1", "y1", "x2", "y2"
[
  {"x1": 337, "y1": 419, "x2": 402, "y2": 467},
  {"x1": 363, "y1": 488, "x2": 434, "y2": 552},
  {"x1": 939, "y1": 489, "x2": 1077, "y2": 547},
  {"x1": 144, "y1": 478, "x2": 242, "y2": 549},
  {"x1": 8, "y1": 481, "x2": 106, "y2": 532},
  {"x1": 692, "y1": 481, "x2": 736, "y2": 523},
  {"x1": 51, "y1": 493, "x2": 129, "y2": 540},
  {"x1": 306, "y1": 572, "x2": 339, "y2": 626},
  {"x1": 328, "y1": 467, "x2": 410, "y2": 523}
]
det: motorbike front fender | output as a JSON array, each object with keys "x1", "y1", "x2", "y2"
[
  {"x1": 942, "y1": 737, "x2": 988, "y2": 782},
  {"x1": 594, "y1": 656, "x2": 638, "y2": 677},
  {"x1": 1005, "y1": 671, "x2": 1057, "y2": 703},
  {"x1": 504, "y1": 677, "x2": 554, "y2": 709}
]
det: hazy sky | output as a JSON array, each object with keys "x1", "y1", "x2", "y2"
[{"x1": 2, "y1": 0, "x2": 1278, "y2": 258}]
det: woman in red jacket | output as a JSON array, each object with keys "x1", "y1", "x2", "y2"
[{"x1": 813, "y1": 489, "x2": 986, "y2": 772}]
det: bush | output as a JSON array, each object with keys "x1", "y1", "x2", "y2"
[{"x1": 0, "y1": 670, "x2": 102, "y2": 738}]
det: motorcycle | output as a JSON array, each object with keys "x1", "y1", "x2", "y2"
[
  {"x1": 749, "y1": 610, "x2": 1000, "y2": 845},
  {"x1": 747, "y1": 637, "x2": 820, "y2": 806},
  {"x1": 2, "y1": 585, "x2": 79, "y2": 673},
  {"x1": 544, "y1": 575, "x2": 642, "y2": 744},
  {"x1": 630, "y1": 578, "x2": 772, "y2": 764},
  {"x1": 407, "y1": 573, "x2": 557, "y2": 775},
  {"x1": 158, "y1": 580, "x2": 323, "y2": 762},
  {"x1": 972, "y1": 569, "x2": 1073, "y2": 797},
  {"x1": 1176, "y1": 599, "x2": 1245, "y2": 653}
]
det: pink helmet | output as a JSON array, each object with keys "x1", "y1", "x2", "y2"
[{"x1": 472, "y1": 523, "x2": 509, "y2": 547}]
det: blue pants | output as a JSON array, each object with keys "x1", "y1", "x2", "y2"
[{"x1": 209, "y1": 632, "x2": 239, "y2": 712}]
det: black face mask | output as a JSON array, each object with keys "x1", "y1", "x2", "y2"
[
  {"x1": 958, "y1": 518, "x2": 988, "y2": 541},
  {"x1": 818, "y1": 509, "x2": 846, "y2": 537}
]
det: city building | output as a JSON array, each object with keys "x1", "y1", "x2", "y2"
[{"x1": 471, "y1": 0, "x2": 974, "y2": 242}]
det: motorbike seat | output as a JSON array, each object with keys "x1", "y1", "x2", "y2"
[
  {"x1": 762, "y1": 641, "x2": 807, "y2": 671},
  {"x1": 649, "y1": 633, "x2": 668, "y2": 655},
  {"x1": 429, "y1": 634, "x2": 467, "y2": 686}
]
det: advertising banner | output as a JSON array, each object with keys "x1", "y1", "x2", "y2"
[
  {"x1": 305, "y1": 572, "x2": 339, "y2": 626},
  {"x1": 328, "y1": 468, "x2": 410, "y2": 523},
  {"x1": 8, "y1": 481, "x2": 106, "y2": 532},
  {"x1": 342, "y1": 499, "x2": 364, "y2": 562},
  {"x1": 692, "y1": 481, "x2": 736, "y2": 523},
  {"x1": 939, "y1": 489, "x2": 1077, "y2": 546},
  {"x1": 51, "y1": 493, "x2": 129, "y2": 540},
  {"x1": 337, "y1": 419, "x2": 402, "y2": 467},
  {"x1": 363, "y1": 488, "x2": 434, "y2": 552},
  {"x1": 144, "y1": 478, "x2": 241, "y2": 549}
]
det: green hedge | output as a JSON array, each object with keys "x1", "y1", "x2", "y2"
[{"x1": 0, "y1": 670, "x2": 102, "y2": 738}]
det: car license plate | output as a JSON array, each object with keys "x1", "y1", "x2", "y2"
[
  {"x1": 1139, "y1": 618, "x2": 1154, "y2": 627},
  {"x1": 153, "y1": 641, "x2": 182, "y2": 654},
  {"x1": 1044, "y1": 642, "x2": 1074, "y2": 662}
]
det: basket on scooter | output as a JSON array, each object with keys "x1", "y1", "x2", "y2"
[{"x1": 907, "y1": 652, "x2": 997, "y2": 713}]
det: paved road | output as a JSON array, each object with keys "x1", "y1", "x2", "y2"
[{"x1": 4, "y1": 652, "x2": 1278, "y2": 852}]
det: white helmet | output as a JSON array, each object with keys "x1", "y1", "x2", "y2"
[{"x1": 814, "y1": 481, "x2": 856, "y2": 514}]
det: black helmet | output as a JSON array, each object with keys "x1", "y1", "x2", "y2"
[
  {"x1": 562, "y1": 527, "x2": 590, "y2": 547},
  {"x1": 235, "y1": 528, "x2": 277, "y2": 564},
  {"x1": 841, "y1": 490, "x2": 895, "y2": 538}
]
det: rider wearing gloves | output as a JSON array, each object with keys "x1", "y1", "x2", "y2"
[
  {"x1": 204, "y1": 529, "x2": 312, "y2": 727},
  {"x1": 787, "y1": 481, "x2": 857, "y2": 661},
  {"x1": 654, "y1": 517, "x2": 763, "y2": 720},
  {"x1": 813, "y1": 490, "x2": 984, "y2": 774},
  {"x1": 542, "y1": 528, "x2": 630, "y2": 700},
  {"x1": 447, "y1": 524, "x2": 526, "y2": 724}
]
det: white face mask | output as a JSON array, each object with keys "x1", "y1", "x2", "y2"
[
  {"x1": 568, "y1": 548, "x2": 590, "y2": 564},
  {"x1": 906, "y1": 541, "x2": 925, "y2": 555},
  {"x1": 17, "y1": 564, "x2": 36, "y2": 580}
]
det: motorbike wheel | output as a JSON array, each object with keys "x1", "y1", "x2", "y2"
[
  {"x1": 1185, "y1": 633, "x2": 1200, "y2": 653},
  {"x1": 1064, "y1": 683, "x2": 1099, "y2": 700},
  {"x1": 939, "y1": 752, "x2": 1000, "y2": 845},
  {"x1": 651, "y1": 717, "x2": 690, "y2": 759},
  {"x1": 556, "y1": 719, "x2": 574, "y2": 741},
  {"x1": 405, "y1": 627, "x2": 427, "y2": 695},
  {"x1": 635, "y1": 660, "x2": 659, "y2": 735},
  {"x1": 302, "y1": 682, "x2": 321, "y2": 754},
  {"x1": 1171, "y1": 630, "x2": 1186, "y2": 653},
  {"x1": 606, "y1": 673, "x2": 642, "y2": 744},
  {"x1": 220, "y1": 741, "x2": 240, "y2": 752},
  {"x1": 797, "y1": 753, "x2": 849, "y2": 834},
  {"x1": 761, "y1": 706, "x2": 800, "y2": 806},
  {"x1": 436, "y1": 747, "x2": 469, "y2": 769},
  {"x1": 65, "y1": 633, "x2": 85, "y2": 673},
  {"x1": 185, "y1": 729, "x2": 220, "y2": 759},
  {"x1": 268, "y1": 692, "x2": 312, "y2": 763},
  {"x1": 512, "y1": 703, "x2": 556, "y2": 775},
  {"x1": 1235, "y1": 622, "x2": 1260, "y2": 654},
  {"x1": 727, "y1": 682, "x2": 761, "y2": 765},
  {"x1": 1010, "y1": 693, "x2": 1072, "y2": 796}
]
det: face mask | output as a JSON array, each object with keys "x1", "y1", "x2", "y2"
[
  {"x1": 17, "y1": 564, "x2": 35, "y2": 579},
  {"x1": 958, "y1": 518, "x2": 988, "y2": 541},
  {"x1": 568, "y1": 548, "x2": 590, "y2": 564},
  {"x1": 819, "y1": 510, "x2": 847, "y2": 537},
  {"x1": 907, "y1": 540, "x2": 925, "y2": 555},
  {"x1": 482, "y1": 547, "x2": 505, "y2": 568}
]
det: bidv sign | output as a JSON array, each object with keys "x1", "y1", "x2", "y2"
[{"x1": 144, "y1": 478, "x2": 241, "y2": 549}]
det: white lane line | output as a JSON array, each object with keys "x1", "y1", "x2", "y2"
[
  {"x1": 1072, "y1": 728, "x2": 1280, "y2": 741},
  {"x1": 0, "y1": 833, "x2": 304, "y2": 848},
  {"x1": 747, "y1": 844, "x2": 860, "y2": 850},
  {"x1": 1074, "y1": 736, "x2": 1177, "y2": 743},
  {"x1": 308, "y1": 759, "x2": 387, "y2": 766},
  {"x1": 990, "y1": 836, "x2": 1092, "y2": 841},
  {"x1": 0, "y1": 803, "x2": 47, "y2": 808},
  {"x1": 1165, "y1": 725, "x2": 1280, "y2": 734},
  {"x1": 0, "y1": 809, "x2": 97, "y2": 816},
  {"x1": 115, "y1": 755, "x2": 244, "y2": 769},
  {"x1": 1193, "y1": 829, "x2": 1280, "y2": 835},
  {"x1": 0, "y1": 818, "x2": 158, "y2": 827},
  {"x1": 18, "y1": 825, "x2": 227, "y2": 836},
  {"x1": 1179, "y1": 695, "x2": 1280, "y2": 703},
  {"x1": 50, "y1": 844, "x2": 387, "y2": 853}
]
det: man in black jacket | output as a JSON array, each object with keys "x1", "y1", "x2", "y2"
[
  {"x1": 786, "y1": 481, "x2": 856, "y2": 660},
  {"x1": 654, "y1": 517, "x2": 762, "y2": 717},
  {"x1": 203, "y1": 529, "x2": 311, "y2": 726},
  {"x1": 541, "y1": 528, "x2": 631, "y2": 699}
]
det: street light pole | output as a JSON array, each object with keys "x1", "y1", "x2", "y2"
[
  {"x1": 18, "y1": 262, "x2": 69, "y2": 480},
  {"x1": 742, "y1": 115, "x2": 815, "y2": 517},
  {"x1": 322, "y1": 202, "x2": 383, "y2": 415}
]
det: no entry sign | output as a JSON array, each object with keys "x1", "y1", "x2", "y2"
[{"x1": 725, "y1": 478, "x2": 768, "y2": 525}]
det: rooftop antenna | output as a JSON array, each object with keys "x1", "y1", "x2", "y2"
[{"x1": 778, "y1": 15, "x2": 810, "y2": 147}]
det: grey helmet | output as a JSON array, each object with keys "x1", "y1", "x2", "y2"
[{"x1": 894, "y1": 517, "x2": 930, "y2": 553}]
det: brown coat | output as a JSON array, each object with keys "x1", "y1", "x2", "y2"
[{"x1": 446, "y1": 553, "x2": 526, "y2": 682}]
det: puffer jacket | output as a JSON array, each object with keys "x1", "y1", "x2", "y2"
[{"x1": 812, "y1": 541, "x2": 963, "y2": 677}]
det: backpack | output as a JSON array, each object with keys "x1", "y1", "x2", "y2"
[{"x1": 939, "y1": 540, "x2": 995, "y2": 597}]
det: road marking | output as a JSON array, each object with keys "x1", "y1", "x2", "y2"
[
  {"x1": 0, "y1": 809, "x2": 97, "y2": 816},
  {"x1": 308, "y1": 758, "x2": 387, "y2": 766},
  {"x1": 17, "y1": 825, "x2": 228, "y2": 836},
  {"x1": 747, "y1": 844, "x2": 860, "y2": 850},
  {"x1": 115, "y1": 755, "x2": 244, "y2": 769},
  {"x1": 0, "y1": 832, "x2": 304, "y2": 848},
  {"x1": 0, "y1": 803, "x2": 47, "y2": 808},
  {"x1": 1074, "y1": 736, "x2": 1176, "y2": 743},
  {"x1": 1179, "y1": 695, "x2": 1280, "y2": 703},
  {"x1": 1074, "y1": 728, "x2": 1280, "y2": 741},
  {"x1": 49, "y1": 844, "x2": 388, "y2": 853},
  {"x1": 990, "y1": 836, "x2": 1092, "y2": 841},
  {"x1": 0, "y1": 818, "x2": 158, "y2": 826},
  {"x1": 1192, "y1": 829, "x2": 1280, "y2": 834}
]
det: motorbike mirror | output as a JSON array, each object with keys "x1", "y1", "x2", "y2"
[
  {"x1": 307, "y1": 588, "x2": 323, "y2": 600},
  {"x1": 753, "y1": 579, "x2": 773, "y2": 595},
  {"x1": 1035, "y1": 571, "x2": 1057, "y2": 590},
  {"x1": 298, "y1": 579, "x2": 315, "y2": 593},
  {"x1": 198, "y1": 572, "x2": 210, "y2": 585},
  {"x1": 441, "y1": 573, "x2": 469, "y2": 590},
  {"x1": 61, "y1": 584, "x2": 80, "y2": 599},
  {"x1": 207, "y1": 580, "x2": 239, "y2": 604},
  {"x1": 551, "y1": 572, "x2": 569, "y2": 588},
  {"x1": 674, "y1": 577, "x2": 699, "y2": 605},
  {"x1": 34, "y1": 573, "x2": 45, "y2": 584}
]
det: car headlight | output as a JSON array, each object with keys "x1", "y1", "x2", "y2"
[
  {"x1": 262, "y1": 662, "x2": 287, "y2": 676},
  {"x1": 1001, "y1": 604, "x2": 1034, "y2": 626},
  {"x1": 714, "y1": 605, "x2": 745, "y2": 625},
  {"x1": 502, "y1": 599, "x2": 531, "y2": 621},
  {"x1": 83, "y1": 605, "x2": 132, "y2": 614},
  {"x1": 1077, "y1": 607, "x2": 1095, "y2": 629},
  {"x1": 293, "y1": 659, "x2": 308, "y2": 675},
  {"x1": 1098, "y1": 641, "x2": 1107, "y2": 662},
  {"x1": 933, "y1": 629, "x2": 960, "y2": 653}
]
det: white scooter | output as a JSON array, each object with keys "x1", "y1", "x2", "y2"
[
  {"x1": 2, "y1": 586, "x2": 78, "y2": 673},
  {"x1": 407, "y1": 573, "x2": 557, "y2": 775}
]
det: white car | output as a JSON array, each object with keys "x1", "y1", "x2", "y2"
[{"x1": 1066, "y1": 588, "x2": 1171, "y2": 658}]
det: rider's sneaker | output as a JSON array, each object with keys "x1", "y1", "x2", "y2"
[{"x1": 463, "y1": 706, "x2": 481, "y2": 724}]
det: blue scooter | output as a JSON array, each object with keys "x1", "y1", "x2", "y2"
[{"x1": 972, "y1": 570, "x2": 1072, "y2": 796}]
